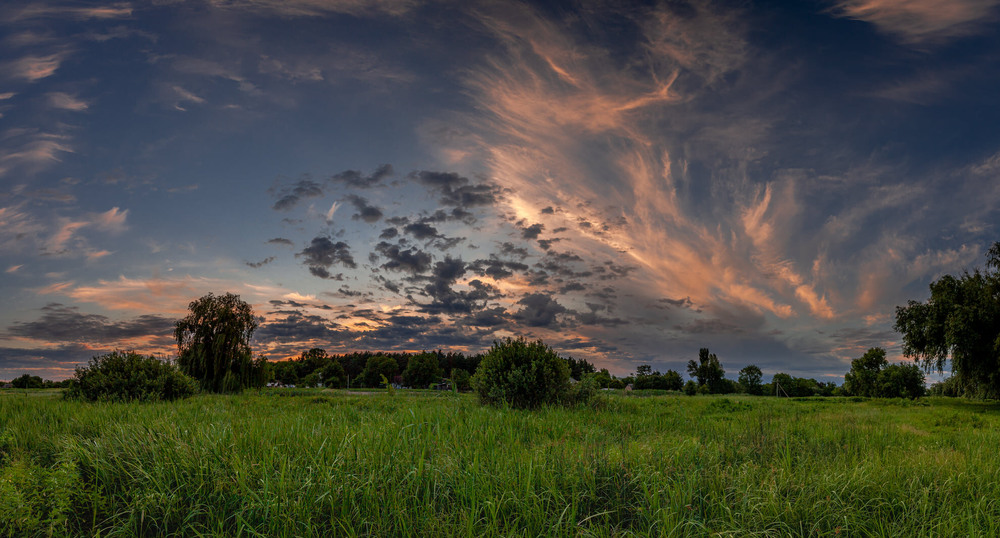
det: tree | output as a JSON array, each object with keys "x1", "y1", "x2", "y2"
[
  {"x1": 877, "y1": 363, "x2": 926, "y2": 399},
  {"x1": 471, "y1": 337, "x2": 573, "y2": 409},
  {"x1": 662, "y1": 370, "x2": 684, "y2": 391},
  {"x1": 174, "y1": 292, "x2": 260, "y2": 393},
  {"x1": 687, "y1": 348, "x2": 726, "y2": 392},
  {"x1": 360, "y1": 355, "x2": 398, "y2": 388},
  {"x1": 11, "y1": 374, "x2": 44, "y2": 389},
  {"x1": 738, "y1": 365, "x2": 763, "y2": 395},
  {"x1": 894, "y1": 242, "x2": 1000, "y2": 398},
  {"x1": 450, "y1": 368, "x2": 471, "y2": 391},
  {"x1": 403, "y1": 352, "x2": 443, "y2": 388},
  {"x1": 844, "y1": 347, "x2": 888, "y2": 397},
  {"x1": 321, "y1": 359, "x2": 346, "y2": 388},
  {"x1": 65, "y1": 350, "x2": 198, "y2": 402}
]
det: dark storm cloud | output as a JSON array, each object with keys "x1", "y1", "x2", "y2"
[
  {"x1": 658, "y1": 297, "x2": 694, "y2": 308},
  {"x1": 267, "y1": 237, "x2": 294, "y2": 246},
  {"x1": 497, "y1": 242, "x2": 529, "y2": 259},
  {"x1": 7, "y1": 303, "x2": 173, "y2": 343},
  {"x1": 375, "y1": 241, "x2": 433, "y2": 274},
  {"x1": 575, "y1": 303, "x2": 626, "y2": 327},
  {"x1": 467, "y1": 307, "x2": 509, "y2": 327},
  {"x1": 559, "y1": 282, "x2": 586, "y2": 293},
  {"x1": 270, "y1": 176, "x2": 324, "y2": 210},
  {"x1": 676, "y1": 318, "x2": 747, "y2": 335},
  {"x1": 329, "y1": 164, "x2": 394, "y2": 189},
  {"x1": 245, "y1": 256, "x2": 275, "y2": 268},
  {"x1": 535, "y1": 251, "x2": 592, "y2": 279},
  {"x1": 297, "y1": 236, "x2": 356, "y2": 279},
  {"x1": 0, "y1": 344, "x2": 107, "y2": 380},
  {"x1": 379, "y1": 227, "x2": 398, "y2": 239},
  {"x1": 413, "y1": 258, "x2": 503, "y2": 315},
  {"x1": 256, "y1": 310, "x2": 345, "y2": 343},
  {"x1": 345, "y1": 194, "x2": 383, "y2": 223},
  {"x1": 468, "y1": 257, "x2": 529, "y2": 280},
  {"x1": 403, "y1": 222, "x2": 439, "y2": 240},
  {"x1": 513, "y1": 293, "x2": 567, "y2": 328},
  {"x1": 522, "y1": 223, "x2": 544, "y2": 240},
  {"x1": 594, "y1": 261, "x2": 637, "y2": 280},
  {"x1": 409, "y1": 170, "x2": 501, "y2": 208},
  {"x1": 537, "y1": 238, "x2": 563, "y2": 251}
]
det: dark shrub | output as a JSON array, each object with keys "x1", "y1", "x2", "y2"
[
  {"x1": 472, "y1": 338, "x2": 572, "y2": 409},
  {"x1": 65, "y1": 350, "x2": 199, "y2": 402}
]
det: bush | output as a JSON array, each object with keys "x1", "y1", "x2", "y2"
[
  {"x1": 564, "y1": 373, "x2": 600, "y2": 406},
  {"x1": 471, "y1": 338, "x2": 572, "y2": 409},
  {"x1": 64, "y1": 350, "x2": 199, "y2": 402},
  {"x1": 683, "y1": 380, "x2": 698, "y2": 395}
]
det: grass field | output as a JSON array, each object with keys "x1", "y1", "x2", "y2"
[{"x1": 1, "y1": 389, "x2": 999, "y2": 536}]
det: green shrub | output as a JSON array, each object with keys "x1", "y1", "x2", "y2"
[
  {"x1": 683, "y1": 380, "x2": 698, "y2": 396},
  {"x1": 64, "y1": 350, "x2": 198, "y2": 402},
  {"x1": 564, "y1": 373, "x2": 600, "y2": 406},
  {"x1": 471, "y1": 338, "x2": 572, "y2": 409},
  {"x1": 451, "y1": 368, "x2": 472, "y2": 391}
]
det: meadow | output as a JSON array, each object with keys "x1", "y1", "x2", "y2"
[{"x1": 2, "y1": 390, "x2": 999, "y2": 537}]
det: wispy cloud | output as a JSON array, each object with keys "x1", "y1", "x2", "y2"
[
  {"x1": 47, "y1": 92, "x2": 88, "y2": 111},
  {"x1": 832, "y1": 0, "x2": 1000, "y2": 44},
  {"x1": 7, "y1": 53, "x2": 66, "y2": 81},
  {"x1": 205, "y1": 0, "x2": 417, "y2": 18}
]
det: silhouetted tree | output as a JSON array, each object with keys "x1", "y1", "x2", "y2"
[
  {"x1": 403, "y1": 352, "x2": 442, "y2": 388},
  {"x1": 844, "y1": 347, "x2": 887, "y2": 397},
  {"x1": 894, "y1": 242, "x2": 1000, "y2": 398},
  {"x1": 738, "y1": 365, "x2": 763, "y2": 395},
  {"x1": 688, "y1": 348, "x2": 725, "y2": 392},
  {"x1": 174, "y1": 292, "x2": 259, "y2": 393}
]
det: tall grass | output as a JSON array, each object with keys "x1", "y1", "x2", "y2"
[{"x1": 2, "y1": 390, "x2": 1000, "y2": 536}]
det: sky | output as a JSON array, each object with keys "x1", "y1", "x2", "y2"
[{"x1": 2, "y1": 0, "x2": 1000, "y2": 382}]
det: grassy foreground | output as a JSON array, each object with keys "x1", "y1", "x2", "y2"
[{"x1": 1, "y1": 390, "x2": 999, "y2": 536}]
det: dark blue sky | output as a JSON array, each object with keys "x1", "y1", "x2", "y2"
[{"x1": 2, "y1": 0, "x2": 999, "y2": 381}]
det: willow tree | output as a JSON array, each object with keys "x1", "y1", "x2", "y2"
[
  {"x1": 894, "y1": 242, "x2": 1000, "y2": 398},
  {"x1": 174, "y1": 292, "x2": 259, "y2": 393}
]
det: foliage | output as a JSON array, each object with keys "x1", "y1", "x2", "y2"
[
  {"x1": 471, "y1": 337, "x2": 572, "y2": 409},
  {"x1": 402, "y1": 353, "x2": 443, "y2": 388},
  {"x1": 843, "y1": 347, "x2": 925, "y2": 399},
  {"x1": 563, "y1": 374, "x2": 600, "y2": 406},
  {"x1": 877, "y1": 363, "x2": 927, "y2": 399},
  {"x1": 450, "y1": 368, "x2": 471, "y2": 391},
  {"x1": 928, "y1": 376, "x2": 962, "y2": 397},
  {"x1": 565, "y1": 357, "x2": 596, "y2": 380},
  {"x1": 360, "y1": 355, "x2": 398, "y2": 388},
  {"x1": 738, "y1": 365, "x2": 763, "y2": 395},
  {"x1": 320, "y1": 359, "x2": 346, "y2": 388},
  {"x1": 11, "y1": 375, "x2": 44, "y2": 389},
  {"x1": 174, "y1": 293, "x2": 261, "y2": 393},
  {"x1": 683, "y1": 380, "x2": 698, "y2": 395},
  {"x1": 687, "y1": 348, "x2": 726, "y2": 393},
  {"x1": 634, "y1": 368, "x2": 684, "y2": 391},
  {"x1": 844, "y1": 348, "x2": 888, "y2": 397},
  {"x1": 594, "y1": 368, "x2": 613, "y2": 388},
  {"x1": 64, "y1": 350, "x2": 198, "y2": 402},
  {"x1": 894, "y1": 241, "x2": 1000, "y2": 397}
]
